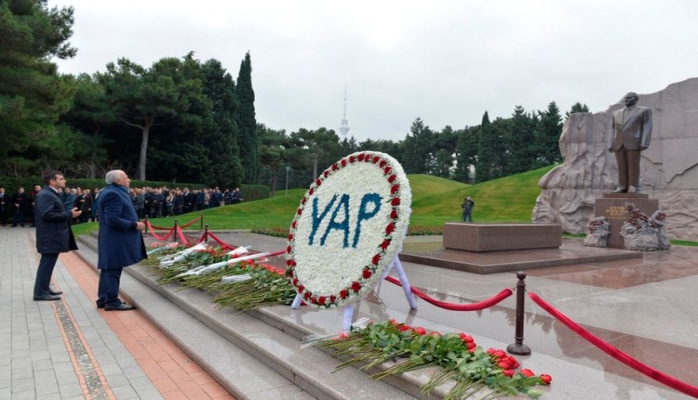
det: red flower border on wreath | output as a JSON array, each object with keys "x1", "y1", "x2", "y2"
[{"x1": 285, "y1": 152, "x2": 407, "y2": 309}]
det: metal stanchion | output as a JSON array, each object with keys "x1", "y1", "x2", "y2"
[
  {"x1": 144, "y1": 217, "x2": 149, "y2": 236},
  {"x1": 507, "y1": 271, "x2": 531, "y2": 355},
  {"x1": 172, "y1": 220, "x2": 178, "y2": 243},
  {"x1": 203, "y1": 224, "x2": 209, "y2": 243}
]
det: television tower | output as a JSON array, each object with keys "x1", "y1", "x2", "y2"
[{"x1": 339, "y1": 86, "x2": 350, "y2": 136}]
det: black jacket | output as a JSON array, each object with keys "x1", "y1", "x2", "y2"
[{"x1": 34, "y1": 187, "x2": 78, "y2": 254}]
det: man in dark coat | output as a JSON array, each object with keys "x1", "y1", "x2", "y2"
[
  {"x1": 0, "y1": 186, "x2": 7, "y2": 226},
  {"x1": 33, "y1": 171, "x2": 82, "y2": 301},
  {"x1": 95, "y1": 170, "x2": 146, "y2": 311},
  {"x1": 11, "y1": 187, "x2": 30, "y2": 227}
]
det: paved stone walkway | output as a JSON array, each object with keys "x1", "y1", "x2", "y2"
[{"x1": 0, "y1": 226, "x2": 234, "y2": 400}]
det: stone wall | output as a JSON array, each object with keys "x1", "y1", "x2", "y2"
[{"x1": 532, "y1": 78, "x2": 698, "y2": 241}]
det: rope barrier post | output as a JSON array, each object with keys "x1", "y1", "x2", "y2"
[
  {"x1": 173, "y1": 220, "x2": 178, "y2": 243},
  {"x1": 204, "y1": 224, "x2": 209, "y2": 243},
  {"x1": 144, "y1": 217, "x2": 149, "y2": 236},
  {"x1": 507, "y1": 271, "x2": 531, "y2": 355}
]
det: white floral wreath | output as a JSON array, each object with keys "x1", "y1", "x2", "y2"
[{"x1": 285, "y1": 151, "x2": 412, "y2": 309}]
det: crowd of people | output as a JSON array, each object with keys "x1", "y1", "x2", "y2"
[{"x1": 0, "y1": 184, "x2": 243, "y2": 227}]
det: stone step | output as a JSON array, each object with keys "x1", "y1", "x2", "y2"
[{"x1": 76, "y1": 234, "x2": 432, "y2": 400}]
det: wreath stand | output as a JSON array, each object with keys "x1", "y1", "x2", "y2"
[{"x1": 291, "y1": 254, "x2": 417, "y2": 331}]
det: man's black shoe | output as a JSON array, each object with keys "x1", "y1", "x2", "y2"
[
  {"x1": 33, "y1": 294, "x2": 60, "y2": 301},
  {"x1": 48, "y1": 289, "x2": 63, "y2": 296},
  {"x1": 104, "y1": 303, "x2": 135, "y2": 311}
]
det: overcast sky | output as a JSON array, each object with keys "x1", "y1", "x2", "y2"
[{"x1": 50, "y1": 0, "x2": 698, "y2": 142}]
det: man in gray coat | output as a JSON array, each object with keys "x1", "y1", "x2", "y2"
[
  {"x1": 33, "y1": 171, "x2": 82, "y2": 301},
  {"x1": 608, "y1": 92, "x2": 653, "y2": 193}
]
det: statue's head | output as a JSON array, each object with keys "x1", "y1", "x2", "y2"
[{"x1": 623, "y1": 92, "x2": 639, "y2": 107}]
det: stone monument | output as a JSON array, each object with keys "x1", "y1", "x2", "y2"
[{"x1": 532, "y1": 78, "x2": 698, "y2": 242}]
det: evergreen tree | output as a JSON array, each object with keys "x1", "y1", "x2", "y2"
[
  {"x1": 454, "y1": 126, "x2": 478, "y2": 183},
  {"x1": 0, "y1": 0, "x2": 76, "y2": 175},
  {"x1": 534, "y1": 101, "x2": 563, "y2": 167},
  {"x1": 565, "y1": 102, "x2": 590, "y2": 120},
  {"x1": 400, "y1": 118, "x2": 434, "y2": 174},
  {"x1": 505, "y1": 105, "x2": 538, "y2": 175},
  {"x1": 236, "y1": 52, "x2": 258, "y2": 183},
  {"x1": 200, "y1": 58, "x2": 244, "y2": 188},
  {"x1": 475, "y1": 112, "x2": 494, "y2": 182}
]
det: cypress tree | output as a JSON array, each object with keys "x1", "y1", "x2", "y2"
[{"x1": 235, "y1": 52, "x2": 258, "y2": 183}]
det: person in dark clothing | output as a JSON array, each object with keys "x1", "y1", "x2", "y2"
[
  {"x1": 95, "y1": 170, "x2": 146, "y2": 311},
  {"x1": 0, "y1": 187, "x2": 7, "y2": 226},
  {"x1": 11, "y1": 187, "x2": 30, "y2": 227},
  {"x1": 461, "y1": 196, "x2": 475, "y2": 222},
  {"x1": 33, "y1": 171, "x2": 81, "y2": 301}
]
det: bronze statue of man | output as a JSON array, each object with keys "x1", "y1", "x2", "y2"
[{"x1": 608, "y1": 92, "x2": 652, "y2": 193}]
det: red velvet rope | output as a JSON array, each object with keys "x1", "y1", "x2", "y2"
[
  {"x1": 145, "y1": 221, "x2": 174, "y2": 241},
  {"x1": 180, "y1": 217, "x2": 200, "y2": 228},
  {"x1": 529, "y1": 292, "x2": 698, "y2": 398},
  {"x1": 384, "y1": 275, "x2": 513, "y2": 311},
  {"x1": 196, "y1": 232, "x2": 208, "y2": 244},
  {"x1": 176, "y1": 227, "x2": 189, "y2": 246},
  {"x1": 205, "y1": 231, "x2": 235, "y2": 251}
]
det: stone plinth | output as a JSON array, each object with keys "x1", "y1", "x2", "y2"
[
  {"x1": 595, "y1": 193, "x2": 659, "y2": 248},
  {"x1": 443, "y1": 223, "x2": 562, "y2": 252}
]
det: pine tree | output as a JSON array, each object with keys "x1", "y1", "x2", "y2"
[
  {"x1": 235, "y1": 52, "x2": 258, "y2": 183},
  {"x1": 534, "y1": 101, "x2": 563, "y2": 167}
]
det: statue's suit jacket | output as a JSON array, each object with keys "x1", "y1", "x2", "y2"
[{"x1": 609, "y1": 106, "x2": 652, "y2": 151}]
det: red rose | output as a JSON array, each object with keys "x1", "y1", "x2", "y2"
[
  {"x1": 292, "y1": 220, "x2": 297, "y2": 228},
  {"x1": 329, "y1": 295, "x2": 337, "y2": 303},
  {"x1": 390, "y1": 184, "x2": 399, "y2": 194},
  {"x1": 388, "y1": 174, "x2": 396, "y2": 183},
  {"x1": 391, "y1": 197, "x2": 401, "y2": 206},
  {"x1": 287, "y1": 234, "x2": 294, "y2": 241},
  {"x1": 379, "y1": 160, "x2": 387, "y2": 167},
  {"x1": 349, "y1": 156, "x2": 356, "y2": 163},
  {"x1": 292, "y1": 278, "x2": 299, "y2": 286},
  {"x1": 298, "y1": 285, "x2": 305, "y2": 292},
  {"x1": 520, "y1": 369, "x2": 535, "y2": 378},
  {"x1": 357, "y1": 153, "x2": 365, "y2": 161},
  {"x1": 414, "y1": 327, "x2": 426, "y2": 335},
  {"x1": 362, "y1": 268, "x2": 372, "y2": 279},
  {"x1": 539, "y1": 374, "x2": 552, "y2": 385},
  {"x1": 372, "y1": 254, "x2": 381, "y2": 265},
  {"x1": 287, "y1": 259, "x2": 297, "y2": 267},
  {"x1": 308, "y1": 188, "x2": 314, "y2": 195},
  {"x1": 383, "y1": 166, "x2": 392, "y2": 175},
  {"x1": 286, "y1": 245, "x2": 292, "y2": 253},
  {"x1": 385, "y1": 223, "x2": 396, "y2": 234},
  {"x1": 390, "y1": 209, "x2": 398, "y2": 219},
  {"x1": 502, "y1": 369, "x2": 514, "y2": 378},
  {"x1": 351, "y1": 281, "x2": 362, "y2": 292},
  {"x1": 372, "y1": 155, "x2": 380, "y2": 163},
  {"x1": 332, "y1": 163, "x2": 338, "y2": 170},
  {"x1": 318, "y1": 296, "x2": 326, "y2": 305},
  {"x1": 341, "y1": 159, "x2": 347, "y2": 167},
  {"x1": 323, "y1": 170, "x2": 330, "y2": 177},
  {"x1": 315, "y1": 179, "x2": 322, "y2": 186},
  {"x1": 296, "y1": 209, "x2": 302, "y2": 215},
  {"x1": 340, "y1": 289, "x2": 349, "y2": 299},
  {"x1": 303, "y1": 292, "x2": 311, "y2": 299},
  {"x1": 380, "y1": 239, "x2": 391, "y2": 250}
]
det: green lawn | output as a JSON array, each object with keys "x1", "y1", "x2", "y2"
[{"x1": 71, "y1": 166, "x2": 556, "y2": 237}]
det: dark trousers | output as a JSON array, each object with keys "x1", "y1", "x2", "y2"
[
  {"x1": 614, "y1": 148, "x2": 641, "y2": 189},
  {"x1": 97, "y1": 268, "x2": 123, "y2": 307},
  {"x1": 34, "y1": 253, "x2": 59, "y2": 296},
  {"x1": 13, "y1": 207, "x2": 25, "y2": 226}
]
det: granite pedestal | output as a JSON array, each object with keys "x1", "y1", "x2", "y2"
[
  {"x1": 443, "y1": 223, "x2": 562, "y2": 252},
  {"x1": 595, "y1": 192, "x2": 659, "y2": 249}
]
